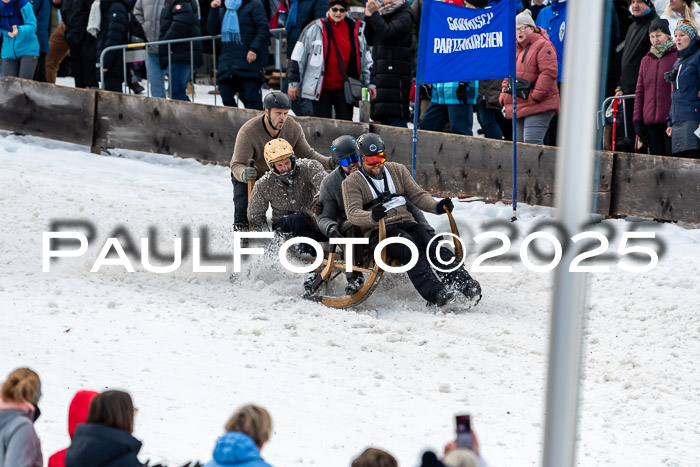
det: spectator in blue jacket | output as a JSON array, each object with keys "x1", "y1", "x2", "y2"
[
  {"x1": 208, "y1": 0, "x2": 270, "y2": 109},
  {"x1": 30, "y1": 0, "x2": 49, "y2": 81},
  {"x1": 281, "y1": 0, "x2": 328, "y2": 116},
  {"x1": 0, "y1": 0, "x2": 40, "y2": 78},
  {"x1": 534, "y1": 0, "x2": 565, "y2": 82},
  {"x1": 666, "y1": 19, "x2": 700, "y2": 159},
  {"x1": 205, "y1": 404, "x2": 273, "y2": 467},
  {"x1": 534, "y1": 0, "x2": 565, "y2": 146}
]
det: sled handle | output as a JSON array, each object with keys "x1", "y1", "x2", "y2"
[{"x1": 445, "y1": 208, "x2": 463, "y2": 260}]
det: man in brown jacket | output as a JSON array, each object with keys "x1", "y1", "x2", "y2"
[
  {"x1": 341, "y1": 133, "x2": 481, "y2": 307},
  {"x1": 230, "y1": 91, "x2": 332, "y2": 231}
]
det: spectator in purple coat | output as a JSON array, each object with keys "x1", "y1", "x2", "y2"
[{"x1": 634, "y1": 18, "x2": 676, "y2": 156}]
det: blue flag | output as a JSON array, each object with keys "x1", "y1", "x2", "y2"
[{"x1": 416, "y1": 0, "x2": 516, "y2": 84}]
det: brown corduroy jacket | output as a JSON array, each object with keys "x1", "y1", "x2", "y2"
[{"x1": 341, "y1": 162, "x2": 438, "y2": 236}]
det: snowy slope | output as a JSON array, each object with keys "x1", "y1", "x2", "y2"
[{"x1": 1, "y1": 131, "x2": 699, "y2": 466}]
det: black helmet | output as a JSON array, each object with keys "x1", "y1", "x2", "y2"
[
  {"x1": 263, "y1": 91, "x2": 292, "y2": 110},
  {"x1": 331, "y1": 135, "x2": 360, "y2": 167},
  {"x1": 357, "y1": 133, "x2": 385, "y2": 156}
]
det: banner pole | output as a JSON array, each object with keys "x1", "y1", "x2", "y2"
[
  {"x1": 511, "y1": 78, "x2": 517, "y2": 221},
  {"x1": 412, "y1": 80, "x2": 420, "y2": 181}
]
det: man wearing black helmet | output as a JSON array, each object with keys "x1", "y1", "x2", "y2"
[
  {"x1": 341, "y1": 133, "x2": 481, "y2": 307},
  {"x1": 317, "y1": 134, "x2": 435, "y2": 295},
  {"x1": 230, "y1": 91, "x2": 332, "y2": 232}
]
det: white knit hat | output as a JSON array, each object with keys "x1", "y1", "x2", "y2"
[{"x1": 516, "y1": 9, "x2": 536, "y2": 28}]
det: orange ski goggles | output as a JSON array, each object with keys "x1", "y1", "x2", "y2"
[{"x1": 363, "y1": 152, "x2": 386, "y2": 166}]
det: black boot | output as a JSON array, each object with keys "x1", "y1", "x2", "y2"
[{"x1": 344, "y1": 273, "x2": 364, "y2": 295}]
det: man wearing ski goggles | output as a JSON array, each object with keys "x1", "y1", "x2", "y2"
[
  {"x1": 338, "y1": 152, "x2": 362, "y2": 168},
  {"x1": 341, "y1": 133, "x2": 482, "y2": 307}
]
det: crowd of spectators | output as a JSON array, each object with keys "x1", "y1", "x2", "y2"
[
  {"x1": 0, "y1": 368, "x2": 488, "y2": 466},
  {"x1": 2, "y1": 0, "x2": 700, "y2": 158}
]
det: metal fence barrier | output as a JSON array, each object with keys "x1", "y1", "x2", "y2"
[
  {"x1": 98, "y1": 28, "x2": 288, "y2": 104},
  {"x1": 597, "y1": 94, "x2": 634, "y2": 149}
]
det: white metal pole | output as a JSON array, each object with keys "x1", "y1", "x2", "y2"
[{"x1": 543, "y1": 1, "x2": 605, "y2": 466}]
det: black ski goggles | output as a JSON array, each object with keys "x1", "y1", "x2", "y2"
[{"x1": 339, "y1": 153, "x2": 360, "y2": 167}]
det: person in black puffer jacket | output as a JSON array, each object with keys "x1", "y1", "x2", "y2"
[
  {"x1": 96, "y1": 0, "x2": 137, "y2": 92},
  {"x1": 208, "y1": 0, "x2": 270, "y2": 109},
  {"x1": 58, "y1": 0, "x2": 97, "y2": 87},
  {"x1": 159, "y1": 0, "x2": 203, "y2": 101},
  {"x1": 363, "y1": 0, "x2": 414, "y2": 126},
  {"x1": 615, "y1": 0, "x2": 658, "y2": 147},
  {"x1": 65, "y1": 390, "x2": 143, "y2": 467}
]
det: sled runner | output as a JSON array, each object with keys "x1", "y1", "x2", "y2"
[{"x1": 304, "y1": 208, "x2": 464, "y2": 308}]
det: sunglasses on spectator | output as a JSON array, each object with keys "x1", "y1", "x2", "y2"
[
  {"x1": 363, "y1": 152, "x2": 386, "y2": 166},
  {"x1": 678, "y1": 19, "x2": 692, "y2": 25},
  {"x1": 330, "y1": 7, "x2": 346, "y2": 12},
  {"x1": 339, "y1": 154, "x2": 360, "y2": 167},
  {"x1": 516, "y1": 26, "x2": 531, "y2": 32}
]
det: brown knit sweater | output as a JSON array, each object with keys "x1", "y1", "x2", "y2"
[
  {"x1": 247, "y1": 159, "x2": 327, "y2": 231},
  {"x1": 230, "y1": 115, "x2": 331, "y2": 182},
  {"x1": 341, "y1": 162, "x2": 438, "y2": 236}
]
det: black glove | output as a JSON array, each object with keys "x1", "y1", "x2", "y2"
[
  {"x1": 327, "y1": 225, "x2": 343, "y2": 238},
  {"x1": 664, "y1": 68, "x2": 678, "y2": 83},
  {"x1": 456, "y1": 82, "x2": 468, "y2": 104},
  {"x1": 633, "y1": 121, "x2": 649, "y2": 145},
  {"x1": 436, "y1": 198, "x2": 454, "y2": 213},
  {"x1": 371, "y1": 204, "x2": 387, "y2": 222}
]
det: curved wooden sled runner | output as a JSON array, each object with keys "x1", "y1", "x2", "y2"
[{"x1": 305, "y1": 208, "x2": 463, "y2": 308}]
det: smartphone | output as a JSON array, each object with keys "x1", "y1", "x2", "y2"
[{"x1": 456, "y1": 414, "x2": 473, "y2": 450}]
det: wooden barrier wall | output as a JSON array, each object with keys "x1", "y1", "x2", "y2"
[{"x1": 1, "y1": 77, "x2": 698, "y2": 222}]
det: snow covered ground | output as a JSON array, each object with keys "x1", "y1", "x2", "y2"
[{"x1": 1, "y1": 130, "x2": 699, "y2": 466}]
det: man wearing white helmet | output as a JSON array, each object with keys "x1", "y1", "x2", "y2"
[{"x1": 247, "y1": 139, "x2": 327, "y2": 250}]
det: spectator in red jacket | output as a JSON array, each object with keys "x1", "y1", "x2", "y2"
[
  {"x1": 47, "y1": 390, "x2": 98, "y2": 467},
  {"x1": 634, "y1": 18, "x2": 676, "y2": 156},
  {"x1": 499, "y1": 9, "x2": 559, "y2": 145}
]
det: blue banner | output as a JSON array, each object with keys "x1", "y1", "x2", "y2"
[{"x1": 416, "y1": 0, "x2": 516, "y2": 84}]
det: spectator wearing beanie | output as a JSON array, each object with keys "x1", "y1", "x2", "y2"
[
  {"x1": 633, "y1": 18, "x2": 676, "y2": 156},
  {"x1": 665, "y1": 18, "x2": 700, "y2": 159},
  {"x1": 616, "y1": 0, "x2": 659, "y2": 149},
  {"x1": 0, "y1": 368, "x2": 43, "y2": 467},
  {"x1": 661, "y1": 0, "x2": 700, "y2": 36},
  {"x1": 287, "y1": 0, "x2": 372, "y2": 120},
  {"x1": 499, "y1": 9, "x2": 559, "y2": 145}
]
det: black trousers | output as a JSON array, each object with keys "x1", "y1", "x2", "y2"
[
  {"x1": 313, "y1": 88, "x2": 353, "y2": 120},
  {"x1": 369, "y1": 222, "x2": 472, "y2": 304},
  {"x1": 67, "y1": 36, "x2": 97, "y2": 88},
  {"x1": 642, "y1": 123, "x2": 672, "y2": 157},
  {"x1": 32, "y1": 52, "x2": 46, "y2": 82},
  {"x1": 273, "y1": 213, "x2": 326, "y2": 254},
  {"x1": 232, "y1": 174, "x2": 249, "y2": 225}
]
